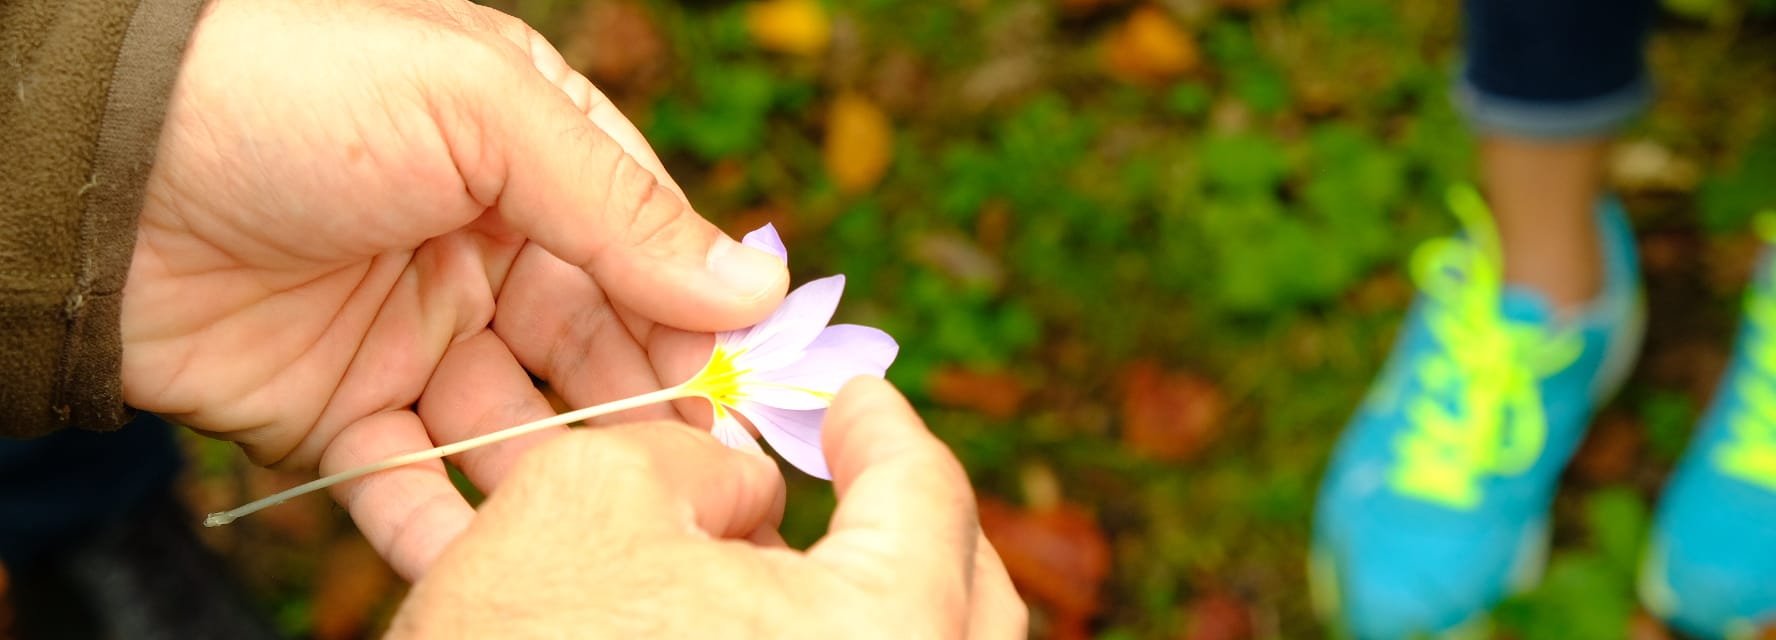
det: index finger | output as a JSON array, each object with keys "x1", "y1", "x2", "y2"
[{"x1": 810, "y1": 378, "x2": 978, "y2": 628}]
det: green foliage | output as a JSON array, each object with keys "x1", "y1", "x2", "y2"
[
  {"x1": 646, "y1": 64, "x2": 782, "y2": 160},
  {"x1": 1701, "y1": 123, "x2": 1776, "y2": 233},
  {"x1": 1641, "y1": 390, "x2": 1700, "y2": 463},
  {"x1": 1493, "y1": 488, "x2": 1648, "y2": 639}
]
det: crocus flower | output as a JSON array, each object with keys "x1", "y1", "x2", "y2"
[
  {"x1": 204, "y1": 224, "x2": 890, "y2": 527},
  {"x1": 681, "y1": 224, "x2": 899, "y2": 479}
]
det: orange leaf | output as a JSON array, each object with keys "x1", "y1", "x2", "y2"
[
  {"x1": 929, "y1": 367, "x2": 1026, "y2": 418},
  {"x1": 747, "y1": 0, "x2": 831, "y2": 56},
  {"x1": 1182, "y1": 591, "x2": 1254, "y2": 640},
  {"x1": 1119, "y1": 361, "x2": 1227, "y2": 462},
  {"x1": 979, "y1": 497, "x2": 1111, "y2": 635},
  {"x1": 1628, "y1": 611, "x2": 1673, "y2": 640},
  {"x1": 311, "y1": 535, "x2": 398, "y2": 640},
  {"x1": 823, "y1": 93, "x2": 894, "y2": 194},
  {"x1": 1103, "y1": 6, "x2": 1199, "y2": 85}
]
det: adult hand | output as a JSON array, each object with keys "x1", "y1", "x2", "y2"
[
  {"x1": 390, "y1": 378, "x2": 1028, "y2": 639},
  {"x1": 125, "y1": 0, "x2": 789, "y2": 577}
]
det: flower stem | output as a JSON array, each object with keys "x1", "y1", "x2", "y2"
[{"x1": 204, "y1": 385, "x2": 694, "y2": 527}]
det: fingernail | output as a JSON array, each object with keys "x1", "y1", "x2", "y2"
[{"x1": 706, "y1": 236, "x2": 785, "y2": 300}]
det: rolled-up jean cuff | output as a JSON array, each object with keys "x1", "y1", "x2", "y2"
[{"x1": 1453, "y1": 71, "x2": 1653, "y2": 140}]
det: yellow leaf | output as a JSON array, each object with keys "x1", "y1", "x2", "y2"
[
  {"x1": 1103, "y1": 5, "x2": 1198, "y2": 85},
  {"x1": 747, "y1": 0, "x2": 831, "y2": 56},
  {"x1": 824, "y1": 93, "x2": 893, "y2": 194}
]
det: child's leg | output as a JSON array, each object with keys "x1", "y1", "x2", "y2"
[
  {"x1": 1481, "y1": 136, "x2": 1609, "y2": 313},
  {"x1": 1461, "y1": 0, "x2": 1654, "y2": 310},
  {"x1": 1310, "y1": 1, "x2": 1656, "y2": 637}
]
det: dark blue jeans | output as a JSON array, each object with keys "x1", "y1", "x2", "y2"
[
  {"x1": 0, "y1": 415, "x2": 181, "y2": 567},
  {"x1": 1458, "y1": 0, "x2": 1658, "y2": 138}
]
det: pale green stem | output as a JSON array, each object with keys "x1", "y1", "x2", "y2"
[{"x1": 204, "y1": 384, "x2": 696, "y2": 527}]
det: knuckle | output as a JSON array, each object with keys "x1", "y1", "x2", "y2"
[{"x1": 599, "y1": 157, "x2": 685, "y2": 247}]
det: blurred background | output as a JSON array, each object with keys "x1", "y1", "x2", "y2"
[{"x1": 157, "y1": 0, "x2": 1776, "y2": 638}]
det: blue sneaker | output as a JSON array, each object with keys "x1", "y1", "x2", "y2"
[
  {"x1": 1310, "y1": 187, "x2": 1645, "y2": 639},
  {"x1": 1638, "y1": 215, "x2": 1776, "y2": 640}
]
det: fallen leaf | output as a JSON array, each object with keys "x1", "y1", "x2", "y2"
[
  {"x1": 978, "y1": 497, "x2": 1111, "y2": 638},
  {"x1": 1760, "y1": 621, "x2": 1776, "y2": 640},
  {"x1": 1611, "y1": 140, "x2": 1702, "y2": 194},
  {"x1": 747, "y1": 0, "x2": 830, "y2": 56},
  {"x1": 311, "y1": 535, "x2": 398, "y2": 640},
  {"x1": 929, "y1": 367, "x2": 1027, "y2": 418},
  {"x1": 1182, "y1": 590, "x2": 1255, "y2": 640},
  {"x1": 1120, "y1": 361, "x2": 1227, "y2": 461},
  {"x1": 1103, "y1": 5, "x2": 1199, "y2": 85},
  {"x1": 560, "y1": 0, "x2": 667, "y2": 101},
  {"x1": 1571, "y1": 412, "x2": 1645, "y2": 485},
  {"x1": 1627, "y1": 611, "x2": 1673, "y2": 640},
  {"x1": 823, "y1": 93, "x2": 894, "y2": 194}
]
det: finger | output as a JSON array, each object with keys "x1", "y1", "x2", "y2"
[
  {"x1": 468, "y1": 5, "x2": 688, "y2": 199},
  {"x1": 967, "y1": 534, "x2": 1029, "y2": 640},
  {"x1": 492, "y1": 243, "x2": 681, "y2": 424},
  {"x1": 490, "y1": 423, "x2": 786, "y2": 542},
  {"x1": 810, "y1": 377, "x2": 977, "y2": 629},
  {"x1": 320, "y1": 410, "x2": 475, "y2": 581},
  {"x1": 440, "y1": 35, "x2": 788, "y2": 332},
  {"x1": 416, "y1": 329, "x2": 562, "y2": 492}
]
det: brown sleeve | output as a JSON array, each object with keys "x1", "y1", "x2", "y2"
[{"x1": 0, "y1": 0, "x2": 208, "y2": 438}]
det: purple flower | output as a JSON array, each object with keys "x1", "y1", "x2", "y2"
[{"x1": 683, "y1": 224, "x2": 899, "y2": 479}]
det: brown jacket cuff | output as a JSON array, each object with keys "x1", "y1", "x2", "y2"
[{"x1": 0, "y1": 0, "x2": 208, "y2": 438}]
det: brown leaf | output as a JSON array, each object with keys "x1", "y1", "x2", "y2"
[
  {"x1": 1181, "y1": 591, "x2": 1255, "y2": 640},
  {"x1": 1119, "y1": 361, "x2": 1227, "y2": 462},
  {"x1": 747, "y1": 0, "x2": 831, "y2": 56},
  {"x1": 311, "y1": 535, "x2": 398, "y2": 640},
  {"x1": 1571, "y1": 412, "x2": 1645, "y2": 485},
  {"x1": 1103, "y1": 5, "x2": 1199, "y2": 85},
  {"x1": 1627, "y1": 611, "x2": 1673, "y2": 640},
  {"x1": 823, "y1": 93, "x2": 894, "y2": 194},
  {"x1": 929, "y1": 367, "x2": 1027, "y2": 419},
  {"x1": 560, "y1": 1, "x2": 667, "y2": 102},
  {"x1": 978, "y1": 497, "x2": 1112, "y2": 635},
  {"x1": 1760, "y1": 621, "x2": 1776, "y2": 640}
]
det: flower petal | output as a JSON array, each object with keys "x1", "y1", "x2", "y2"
[
  {"x1": 727, "y1": 275, "x2": 845, "y2": 367},
  {"x1": 742, "y1": 324, "x2": 899, "y2": 410},
  {"x1": 736, "y1": 402, "x2": 830, "y2": 479},
  {"x1": 712, "y1": 414, "x2": 766, "y2": 457},
  {"x1": 741, "y1": 224, "x2": 788, "y2": 263}
]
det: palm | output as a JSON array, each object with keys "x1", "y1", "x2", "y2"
[{"x1": 117, "y1": 0, "x2": 785, "y2": 578}]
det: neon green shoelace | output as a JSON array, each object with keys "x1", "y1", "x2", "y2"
[
  {"x1": 1387, "y1": 186, "x2": 1583, "y2": 509},
  {"x1": 1715, "y1": 212, "x2": 1776, "y2": 492}
]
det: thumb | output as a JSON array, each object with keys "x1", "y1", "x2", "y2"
[
  {"x1": 486, "y1": 424, "x2": 787, "y2": 543},
  {"x1": 448, "y1": 49, "x2": 788, "y2": 332}
]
